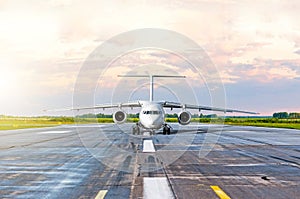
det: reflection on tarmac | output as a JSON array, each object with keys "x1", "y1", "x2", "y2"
[{"x1": 0, "y1": 124, "x2": 299, "y2": 198}]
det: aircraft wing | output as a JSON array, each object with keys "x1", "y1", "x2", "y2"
[
  {"x1": 44, "y1": 101, "x2": 141, "y2": 112},
  {"x1": 162, "y1": 101, "x2": 259, "y2": 114}
]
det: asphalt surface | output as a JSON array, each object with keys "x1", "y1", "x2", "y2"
[{"x1": 0, "y1": 123, "x2": 299, "y2": 199}]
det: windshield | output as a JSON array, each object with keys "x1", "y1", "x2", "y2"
[{"x1": 143, "y1": 110, "x2": 162, "y2": 115}]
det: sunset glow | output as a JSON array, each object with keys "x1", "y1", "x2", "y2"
[{"x1": 0, "y1": 0, "x2": 299, "y2": 115}]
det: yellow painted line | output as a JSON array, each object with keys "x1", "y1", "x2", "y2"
[
  {"x1": 95, "y1": 190, "x2": 108, "y2": 199},
  {"x1": 210, "y1": 185, "x2": 231, "y2": 199}
]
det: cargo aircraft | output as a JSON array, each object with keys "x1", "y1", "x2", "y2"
[{"x1": 66, "y1": 75, "x2": 258, "y2": 135}]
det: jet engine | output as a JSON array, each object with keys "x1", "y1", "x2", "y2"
[
  {"x1": 113, "y1": 110, "x2": 127, "y2": 124},
  {"x1": 178, "y1": 111, "x2": 191, "y2": 125}
]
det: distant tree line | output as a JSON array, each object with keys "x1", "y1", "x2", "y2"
[
  {"x1": 273, "y1": 112, "x2": 300, "y2": 119},
  {"x1": 76, "y1": 113, "x2": 218, "y2": 118},
  {"x1": 76, "y1": 112, "x2": 300, "y2": 119},
  {"x1": 163, "y1": 113, "x2": 215, "y2": 118},
  {"x1": 76, "y1": 113, "x2": 140, "y2": 118},
  {"x1": 76, "y1": 113, "x2": 112, "y2": 118},
  {"x1": 163, "y1": 113, "x2": 217, "y2": 118}
]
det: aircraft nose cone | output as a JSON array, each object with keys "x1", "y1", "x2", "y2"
[
  {"x1": 151, "y1": 116, "x2": 163, "y2": 127},
  {"x1": 142, "y1": 115, "x2": 163, "y2": 129}
]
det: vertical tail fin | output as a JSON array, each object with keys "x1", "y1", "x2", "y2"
[{"x1": 118, "y1": 75, "x2": 186, "y2": 101}]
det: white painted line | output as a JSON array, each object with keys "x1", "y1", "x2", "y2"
[
  {"x1": 225, "y1": 130, "x2": 253, "y2": 133},
  {"x1": 225, "y1": 163, "x2": 267, "y2": 167},
  {"x1": 37, "y1": 131, "x2": 71, "y2": 134},
  {"x1": 66, "y1": 125, "x2": 105, "y2": 128},
  {"x1": 143, "y1": 140, "x2": 156, "y2": 152},
  {"x1": 143, "y1": 177, "x2": 174, "y2": 199},
  {"x1": 95, "y1": 190, "x2": 108, "y2": 199}
]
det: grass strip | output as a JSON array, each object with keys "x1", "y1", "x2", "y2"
[{"x1": 0, "y1": 117, "x2": 299, "y2": 131}]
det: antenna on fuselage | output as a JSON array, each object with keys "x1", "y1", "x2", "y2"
[{"x1": 118, "y1": 74, "x2": 186, "y2": 101}]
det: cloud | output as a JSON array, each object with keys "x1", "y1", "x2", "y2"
[
  {"x1": 221, "y1": 59, "x2": 300, "y2": 83},
  {"x1": 0, "y1": 0, "x2": 300, "y2": 115},
  {"x1": 294, "y1": 49, "x2": 300, "y2": 55}
]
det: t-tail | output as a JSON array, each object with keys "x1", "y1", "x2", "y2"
[{"x1": 118, "y1": 75, "x2": 186, "y2": 101}]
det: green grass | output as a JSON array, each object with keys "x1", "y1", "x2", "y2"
[
  {"x1": 0, "y1": 117, "x2": 95, "y2": 130},
  {"x1": 0, "y1": 117, "x2": 67, "y2": 130},
  {"x1": 223, "y1": 118, "x2": 300, "y2": 130},
  {"x1": 0, "y1": 116, "x2": 299, "y2": 131},
  {"x1": 171, "y1": 117, "x2": 300, "y2": 130},
  {"x1": 224, "y1": 122, "x2": 300, "y2": 129}
]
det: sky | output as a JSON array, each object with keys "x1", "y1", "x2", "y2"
[{"x1": 0, "y1": 0, "x2": 299, "y2": 116}]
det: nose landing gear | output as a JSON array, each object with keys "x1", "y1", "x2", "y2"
[
  {"x1": 163, "y1": 123, "x2": 171, "y2": 135},
  {"x1": 132, "y1": 123, "x2": 171, "y2": 136},
  {"x1": 132, "y1": 123, "x2": 156, "y2": 136}
]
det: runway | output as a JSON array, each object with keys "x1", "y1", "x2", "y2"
[{"x1": 0, "y1": 124, "x2": 299, "y2": 198}]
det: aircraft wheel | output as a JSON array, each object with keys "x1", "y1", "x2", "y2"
[
  {"x1": 137, "y1": 127, "x2": 140, "y2": 135},
  {"x1": 167, "y1": 127, "x2": 171, "y2": 135},
  {"x1": 163, "y1": 124, "x2": 170, "y2": 135}
]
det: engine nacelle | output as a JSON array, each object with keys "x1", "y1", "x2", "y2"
[
  {"x1": 113, "y1": 110, "x2": 127, "y2": 124},
  {"x1": 178, "y1": 111, "x2": 191, "y2": 125}
]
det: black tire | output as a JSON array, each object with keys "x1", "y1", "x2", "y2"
[
  {"x1": 163, "y1": 129, "x2": 166, "y2": 135},
  {"x1": 167, "y1": 127, "x2": 171, "y2": 135}
]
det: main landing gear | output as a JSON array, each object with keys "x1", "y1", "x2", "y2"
[
  {"x1": 163, "y1": 123, "x2": 171, "y2": 135},
  {"x1": 132, "y1": 123, "x2": 141, "y2": 135}
]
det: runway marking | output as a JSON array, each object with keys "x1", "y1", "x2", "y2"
[
  {"x1": 144, "y1": 177, "x2": 174, "y2": 199},
  {"x1": 65, "y1": 125, "x2": 105, "y2": 128},
  {"x1": 95, "y1": 190, "x2": 108, "y2": 199},
  {"x1": 225, "y1": 163, "x2": 267, "y2": 167},
  {"x1": 143, "y1": 140, "x2": 156, "y2": 152},
  {"x1": 210, "y1": 186, "x2": 231, "y2": 199},
  {"x1": 37, "y1": 131, "x2": 71, "y2": 134}
]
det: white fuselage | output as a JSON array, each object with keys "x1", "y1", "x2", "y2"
[{"x1": 139, "y1": 102, "x2": 165, "y2": 129}]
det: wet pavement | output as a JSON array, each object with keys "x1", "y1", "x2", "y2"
[{"x1": 0, "y1": 124, "x2": 299, "y2": 198}]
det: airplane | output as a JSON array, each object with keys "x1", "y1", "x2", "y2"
[{"x1": 65, "y1": 75, "x2": 258, "y2": 135}]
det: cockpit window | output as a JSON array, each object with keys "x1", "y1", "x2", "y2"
[{"x1": 143, "y1": 110, "x2": 161, "y2": 114}]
